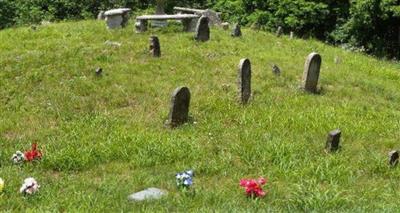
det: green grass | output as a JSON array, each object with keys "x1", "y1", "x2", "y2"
[{"x1": 1, "y1": 19, "x2": 400, "y2": 212}]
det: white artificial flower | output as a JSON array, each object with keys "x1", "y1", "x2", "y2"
[{"x1": 20, "y1": 177, "x2": 40, "y2": 195}]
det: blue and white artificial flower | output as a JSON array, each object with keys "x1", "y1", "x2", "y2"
[{"x1": 175, "y1": 170, "x2": 194, "y2": 188}]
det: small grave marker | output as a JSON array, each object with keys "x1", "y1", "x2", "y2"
[
  {"x1": 238, "y1": 58, "x2": 251, "y2": 104},
  {"x1": 389, "y1": 150, "x2": 399, "y2": 166},
  {"x1": 149, "y1": 36, "x2": 161, "y2": 57},
  {"x1": 194, "y1": 16, "x2": 210, "y2": 42},
  {"x1": 290, "y1": 31, "x2": 294, "y2": 39},
  {"x1": 95, "y1": 67, "x2": 103, "y2": 76},
  {"x1": 325, "y1": 129, "x2": 341, "y2": 152},
  {"x1": 272, "y1": 64, "x2": 281, "y2": 76},
  {"x1": 276, "y1": 26, "x2": 283, "y2": 37},
  {"x1": 302, "y1": 52, "x2": 322, "y2": 93},
  {"x1": 128, "y1": 188, "x2": 167, "y2": 201},
  {"x1": 231, "y1": 24, "x2": 242, "y2": 37},
  {"x1": 221, "y1": 22, "x2": 229, "y2": 30},
  {"x1": 166, "y1": 87, "x2": 191, "y2": 127}
]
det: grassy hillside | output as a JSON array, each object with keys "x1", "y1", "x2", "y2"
[{"x1": 1, "y1": 20, "x2": 400, "y2": 212}]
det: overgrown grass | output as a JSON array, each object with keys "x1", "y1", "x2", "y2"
[{"x1": 1, "y1": 19, "x2": 400, "y2": 212}]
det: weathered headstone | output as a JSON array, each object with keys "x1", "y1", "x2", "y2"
[
  {"x1": 221, "y1": 22, "x2": 229, "y2": 30},
  {"x1": 231, "y1": 24, "x2": 242, "y2": 37},
  {"x1": 128, "y1": 188, "x2": 167, "y2": 201},
  {"x1": 276, "y1": 26, "x2": 283, "y2": 37},
  {"x1": 325, "y1": 129, "x2": 341, "y2": 152},
  {"x1": 194, "y1": 16, "x2": 210, "y2": 42},
  {"x1": 95, "y1": 67, "x2": 103, "y2": 76},
  {"x1": 166, "y1": 87, "x2": 191, "y2": 127},
  {"x1": 238, "y1": 58, "x2": 251, "y2": 104},
  {"x1": 389, "y1": 150, "x2": 399, "y2": 166},
  {"x1": 149, "y1": 36, "x2": 161, "y2": 57},
  {"x1": 290, "y1": 31, "x2": 294, "y2": 39},
  {"x1": 302, "y1": 52, "x2": 322, "y2": 93},
  {"x1": 272, "y1": 64, "x2": 281, "y2": 76},
  {"x1": 334, "y1": 56, "x2": 341, "y2": 64},
  {"x1": 97, "y1": 11, "x2": 105, "y2": 20},
  {"x1": 152, "y1": 0, "x2": 168, "y2": 27}
]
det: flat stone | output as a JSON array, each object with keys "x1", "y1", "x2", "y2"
[
  {"x1": 128, "y1": 188, "x2": 167, "y2": 202},
  {"x1": 104, "y1": 8, "x2": 131, "y2": 16}
]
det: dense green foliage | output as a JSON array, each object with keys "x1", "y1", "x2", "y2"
[
  {"x1": 1, "y1": 19, "x2": 400, "y2": 211},
  {"x1": 1, "y1": 0, "x2": 399, "y2": 58}
]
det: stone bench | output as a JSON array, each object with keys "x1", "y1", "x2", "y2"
[
  {"x1": 173, "y1": 7, "x2": 221, "y2": 26},
  {"x1": 135, "y1": 14, "x2": 200, "y2": 33},
  {"x1": 104, "y1": 8, "x2": 131, "y2": 29}
]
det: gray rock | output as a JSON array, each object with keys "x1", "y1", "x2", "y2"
[
  {"x1": 325, "y1": 129, "x2": 341, "y2": 152},
  {"x1": 195, "y1": 16, "x2": 210, "y2": 42},
  {"x1": 149, "y1": 36, "x2": 161, "y2": 57},
  {"x1": 272, "y1": 64, "x2": 281, "y2": 76},
  {"x1": 128, "y1": 188, "x2": 167, "y2": 202},
  {"x1": 231, "y1": 24, "x2": 242, "y2": 37},
  {"x1": 238, "y1": 58, "x2": 251, "y2": 104},
  {"x1": 302, "y1": 52, "x2": 322, "y2": 93},
  {"x1": 389, "y1": 150, "x2": 399, "y2": 166},
  {"x1": 166, "y1": 87, "x2": 191, "y2": 127}
]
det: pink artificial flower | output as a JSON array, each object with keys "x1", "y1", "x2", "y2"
[{"x1": 239, "y1": 177, "x2": 267, "y2": 198}]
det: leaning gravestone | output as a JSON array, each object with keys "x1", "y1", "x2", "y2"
[
  {"x1": 325, "y1": 129, "x2": 341, "y2": 152},
  {"x1": 238, "y1": 58, "x2": 251, "y2": 104},
  {"x1": 128, "y1": 188, "x2": 167, "y2": 202},
  {"x1": 388, "y1": 150, "x2": 399, "y2": 166},
  {"x1": 194, "y1": 16, "x2": 210, "y2": 42},
  {"x1": 231, "y1": 24, "x2": 242, "y2": 37},
  {"x1": 149, "y1": 36, "x2": 161, "y2": 57},
  {"x1": 302, "y1": 52, "x2": 322, "y2": 93},
  {"x1": 166, "y1": 87, "x2": 191, "y2": 127}
]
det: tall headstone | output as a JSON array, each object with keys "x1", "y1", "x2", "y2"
[
  {"x1": 166, "y1": 87, "x2": 191, "y2": 127},
  {"x1": 389, "y1": 150, "x2": 399, "y2": 166},
  {"x1": 325, "y1": 129, "x2": 341, "y2": 152},
  {"x1": 238, "y1": 58, "x2": 251, "y2": 104},
  {"x1": 302, "y1": 52, "x2": 322, "y2": 93},
  {"x1": 276, "y1": 26, "x2": 283, "y2": 37},
  {"x1": 152, "y1": 0, "x2": 168, "y2": 27},
  {"x1": 194, "y1": 16, "x2": 210, "y2": 42},
  {"x1": 231, "y1": 24, "x2": 242, "y2": 37},
  {"x1": 149, "y1": 36, "x2": 161, "y2": 57}
]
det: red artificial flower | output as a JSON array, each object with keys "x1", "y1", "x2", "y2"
[
  {"x1": 24, "y1": 143, "x2": 42, "y2": 162},
  {"x1": 240, "y1": 177, "x2": 267, "y2": 198}
]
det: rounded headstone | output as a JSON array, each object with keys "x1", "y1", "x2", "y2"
[
  {"x1": 302, "y1": 52, "x2": 322, "y2": 93},
  {"x1": 194, "y1": 16, "x2": 210, "y2": 42},
  {"x1": 167, "y1": 87, "x2": 191, "y2": 127},
  {"x1": 238, "y1": 58, "x2": 251, "y2": 104},
  {"x1": 231, "y1": 24, "x2": 242, "y2": 37}
]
